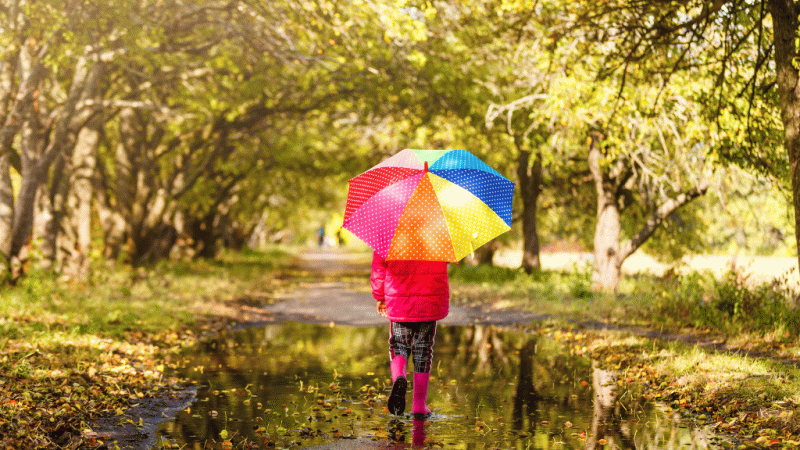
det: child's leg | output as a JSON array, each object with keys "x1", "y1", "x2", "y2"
[
  {"x1": 388, "y1": 322, "x2": 413, "y2": 415},
  {"x1": 388, "y1": 322, "x2": 412, "y2": 381},
  {"x1": 411, "y1": 321, "x2": 437, "y2": 415}
]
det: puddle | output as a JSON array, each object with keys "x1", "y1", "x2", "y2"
[{"x1": 155, "y1": 323, "x2": 725, "y2": 449}]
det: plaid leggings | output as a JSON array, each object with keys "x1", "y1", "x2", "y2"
[{"x1": 389, "y1": 321, "x2": 437, "y2": 373}]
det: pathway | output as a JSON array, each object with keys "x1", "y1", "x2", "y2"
[{"x1": 263, "y1": 249, "x2": 544, "y2": 326}]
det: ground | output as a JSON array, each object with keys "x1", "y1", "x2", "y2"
[{"x1": 3, "y1": 247, "x2": 798, "y2": 449}]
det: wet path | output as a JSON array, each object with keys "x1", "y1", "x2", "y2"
[
  {"x1": 264, "y1": 280, "x2": 475, "y2": 327},
  {"x1": 85, "y1": 248, "x2": 731, "y2": 450},
  {"x1": 156, "y1": 323, "x2": 725, "y2": 450},
  {"x1": 148, "y1": 250, "x2": 727, "y2": 449}
]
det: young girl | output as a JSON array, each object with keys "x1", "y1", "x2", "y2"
[{"x1": 371, "y1": 251, "x2": 449, "y2": 416}]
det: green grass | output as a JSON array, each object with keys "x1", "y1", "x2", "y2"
[
  {"x1": 449, "y1": 263, "x2": 643, "y2": 324},
  {"x1": 0, "y1": 247, "x2": 294, "y2": 449},
  {"x1": 449, "y1": 262, "x2": 800, "y2": 336},
  {"x1": 0, "y1": 247, "x2": 293, "y2": 344}
]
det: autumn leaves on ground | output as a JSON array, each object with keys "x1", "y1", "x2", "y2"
[
  {"x1": 1, "y1": 247, "x2": 800, "y2": 449},
  {"x1": 0, "y1": 249, "x2": 288, "y2": 450}
]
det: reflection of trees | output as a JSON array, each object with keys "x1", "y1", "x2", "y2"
[
  {"x1": 585, "y1": 362, "x2": 635, "y2": 450},
  {"x1": 438, "y1": 325, "x2": 515, "y2": 378},
  {"x1": 159, "y1": 324, "x2": 719, "y2": 449},
  {"x1": 512, "y1": 338, "x2": 539, "y2": 431}
]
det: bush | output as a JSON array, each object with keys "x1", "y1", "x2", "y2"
[{"x1": 654, "y1": 269, "x2": 800, "y2": 334}]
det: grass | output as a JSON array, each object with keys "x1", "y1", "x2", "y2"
[
  {"x1": 0, "y1": 246, "x2": 293, "y2": 449},
  {"x1": 0, "y1": 247, "x2": 292, "y2": 340},
  {"x1": 449, "y1": 262, "x2": 800, "y2": 338},
  {"x1": 449, "y1": 259, "x2": 800, "y2": 446},
  {"x1": 554, "y1": 328, "x2": 800, "y2": 446}
]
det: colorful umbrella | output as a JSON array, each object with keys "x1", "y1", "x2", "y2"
[{"x1": 342, "y1": 149, "x2": 514, "y2": 262}]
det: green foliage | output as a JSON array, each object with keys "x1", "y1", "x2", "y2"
[
  {"x1": 644, "y1": 175, "x2": 798, "y2": 259},
  {"x1": 640, "y1": 201, "x2": 710, "y2": 263},
  {"x1": 449, "y1": 264, "x2": 527, "y2": 285},
  {"x1": 652, "y1": 269, "x2": 800, "y2": 335},
  {"x1": 567, "y1": 262, "x2": 594, "y2": 299},
  {"x1": 451, "y1": 258, "x2": 800, "y2": 337}
]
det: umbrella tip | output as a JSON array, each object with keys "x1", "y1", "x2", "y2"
[{"x1": 424, "y1": 161, "x2": 429, "y2": 172}]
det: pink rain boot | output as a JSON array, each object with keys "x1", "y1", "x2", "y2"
[
  {"x1": 388, "y1": 356, "x2": 407, "y2": 415},
  {"x1": 412, "y1": 372, "x2": 432, "y2": 416}
]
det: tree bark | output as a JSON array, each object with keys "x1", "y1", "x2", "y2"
[
  {"x1": 515, "y1": 138, "x2": 542, "y2": 274},
  {"x1": 588, "y1": 135, "x2": 623, "y2": 291},
  {"x1": 588, "y1": 133, "x2": 708, "y2": 291},
  {"x1": 767, "y1": 0, "x2": 800, "y2": 273},
  {"x1": 0, "y1": 42, "x2": 46, "y2": 261},
  {"x1": 37, "y1": 157, "x2": 62, "y2": 265},
  {"x1": 465, "y1": 238, "x2": 499, "y2": 266},
  {"x1": 7, "y1": 49, "x2": 94, "y2": 276},
  {"x1": 59, "y1": 123, "x2": 100, "y2": 278},
  {"x1": 94, "y1": 157, "x2": 128, "y2": 261},
  {"x1": 0, "y1": 151, "x2": 14, "y2": 262},
  {"x1": 618, "y1": 182, "x2": 710, "y2": 262}
]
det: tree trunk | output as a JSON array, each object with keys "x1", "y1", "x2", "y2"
[
  {"x1": 593, "y1": 202, "x2": 622, "y2": 291},
  {"x1": 95, "y1": 159, "x2": 128, "y2": 261},
  {"x1": 0, "y1": 151, "x2": 12, "y2": 262},
  {"x1": 768, "y1": 0, "x2": 800, "y2": 273},
  {"x1": 588, "y1": 136, "x2": 623, "y2": 291},
  {"x1": 5, "y1": 50, "x2": 94, "y2": 279},
  {"x1": 515, "y1": 139, "x2": 542, "y2": 274},
  {"x1": 465, "y1": 238, "x2": 499, "y2": 266},
  {"x1": 588, "y1": 134, "x2": 710, "y2": 292},
  {"x1": 9, "y1": 102, "x2": 48, "y2": 277},
  {"x1": 59, "y1": 123, "x2": 100, "y2": 278},
  {"x1": 37, "y1": 157, "x2": 62, "y2": 266},
  {"x1": 190, "y1": 213, "x2": 218, "y2": 259}
]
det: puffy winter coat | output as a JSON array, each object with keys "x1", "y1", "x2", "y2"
[{"x1": 371, "y1": 252, "x2": 449, "y2": 322}]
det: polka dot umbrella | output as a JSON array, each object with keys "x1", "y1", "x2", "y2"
[{"x1": 342, "y1": 149, "x2": 514, "y2": 262}]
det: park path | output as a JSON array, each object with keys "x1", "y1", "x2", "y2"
[
  {"x1": 263, "y1": 248, "x2": 800, "y2": 369},
  {"x1": 262, "y1": 248, "x2": 545, "y2": 326},
  {"x1": 86, "y1": 248, "x2": 800, "y2": 450}
]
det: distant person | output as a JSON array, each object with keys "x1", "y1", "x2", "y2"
[
  {"x1": 336, "y1": 228, "x2": 344, "y2": 247},
  {"x1": 371, "y1": 252, "x2": 449, "y2": 417},
  {"x1": 317, "y1": 225, "x2": 325, "y2": 248}
]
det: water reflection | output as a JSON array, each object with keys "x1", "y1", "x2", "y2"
[{"x1": 156, "y1": 323, "x2": 723, "y2": 449}]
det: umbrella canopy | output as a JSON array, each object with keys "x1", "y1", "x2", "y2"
[{"x1": 342, "y1": 149, "x2": 514, "y2": 262}]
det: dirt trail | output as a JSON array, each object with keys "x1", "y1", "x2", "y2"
[
  {"x1": 265, "y1": 249, "x2": 545, "y2": 327},
  {"x1": 275, "y1": 249, "x2": 800, "y2": 369},
  {"x1": 87, "y1": 249, "x2": 799, "y2": 450}
]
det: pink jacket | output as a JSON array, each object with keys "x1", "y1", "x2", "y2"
[{"x1": 371, "y1": 252, "x2": 449, "y2": 322}]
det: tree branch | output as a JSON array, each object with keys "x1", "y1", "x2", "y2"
[{"x1": 618, "y1": 180, "x2": 710, "y2": 262}]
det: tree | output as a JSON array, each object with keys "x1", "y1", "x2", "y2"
[
  {"x1": 566, "y1": 0, "x2": 798, "y2": 272},
  {"x1": 388, "y1": 0, "x2": 564, "y2": 272},
  {"x1": 578, "y1": 74, "x2": 717, "y2": 291},
  {"x1": 0, "y1": 0, "x2": 130, "y2": 279}
]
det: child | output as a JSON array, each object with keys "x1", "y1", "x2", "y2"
[{"x1": 371, "y1": 251, "x2": 450, "y2": 416}]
